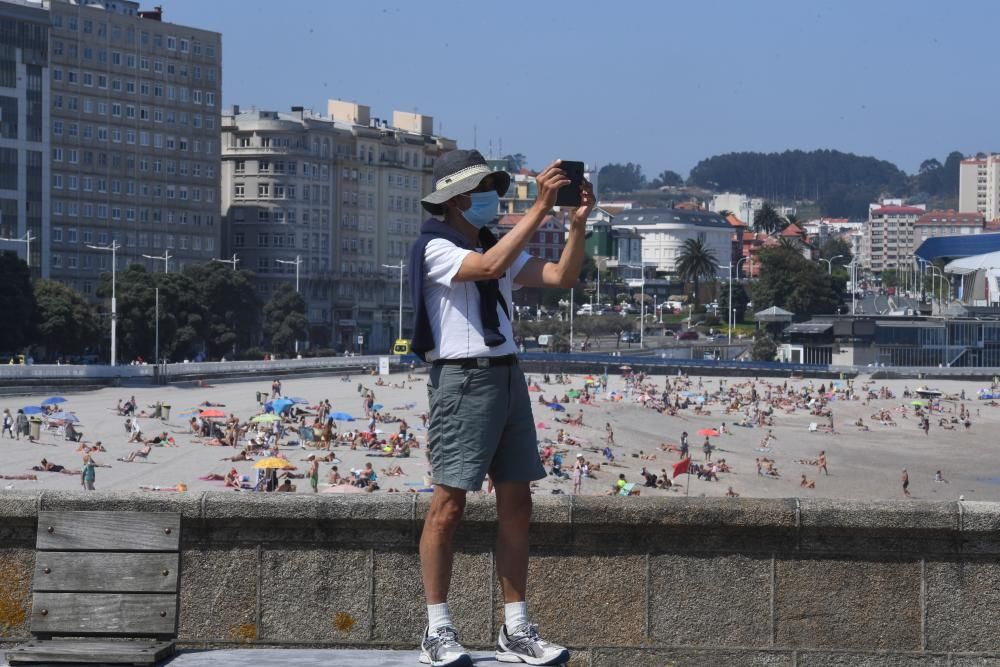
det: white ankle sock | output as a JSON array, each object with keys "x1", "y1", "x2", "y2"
[
  {"x1": 504, "y1": 601, "x2": 529, "y2": 630},
  {"x1": 427, "y1": 602, "x2": 453, "y2": 633}
]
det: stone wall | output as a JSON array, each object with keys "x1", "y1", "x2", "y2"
[{"x1": 1, "y1": 492, "x2": 999, "y2": 666}]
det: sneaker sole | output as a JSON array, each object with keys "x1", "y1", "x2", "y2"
[
  {"x1": 496, "y1": 649, "x2": 570, "y2": 665},
  {"x1": 419, "y1": 652, "x2": 473, "y2": 667}
]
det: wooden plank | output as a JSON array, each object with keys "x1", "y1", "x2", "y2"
[
  {"x1": 8, "y1": 638, "x2": 175, "y2": 664},
  {"x1": 36, "y1": 512, "x2": 180, "y2": 551},
  {"x1": 33, "y1": 552, "x2": 179, "y2": 593},
  {"x1": 30, "y1": 593, "x2": 177, "y2": 636}
]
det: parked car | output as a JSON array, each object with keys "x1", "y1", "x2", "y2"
[
  {"x1": 620, "y1": 332, "x2": 641, "y2": 343},
  {"x1": 678, "y1": 331, "x2": 699, "y2": 341}
]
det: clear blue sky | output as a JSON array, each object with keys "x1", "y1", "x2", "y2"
[{"x1": 165, "y1": 0, "x2": 995, "y2": 178}]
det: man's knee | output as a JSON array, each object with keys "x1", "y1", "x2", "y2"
[{"x1": 425, "y1": 486, "x2": 467, "y2": 532}]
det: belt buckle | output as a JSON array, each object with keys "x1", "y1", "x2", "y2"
[{"x1": 476, "y1": 358, "x2": 489, "y2": 369}]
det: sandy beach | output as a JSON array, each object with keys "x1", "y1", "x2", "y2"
[{"x1": 0, "y1": 369, "x2": 996, "y2": 502}]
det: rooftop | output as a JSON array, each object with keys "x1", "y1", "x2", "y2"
[
  {"x1": 615, "y1": 208, "x2": 730, "y2": 229},
  {"x1": 916, "y1": 210, "x2": 985, "y2": 226},
  {"x1": 871, "y1": 206, "x2": 927, "y2": 217}
]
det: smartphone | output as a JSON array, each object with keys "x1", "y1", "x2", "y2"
[{"x1": 555, "y1": 160, "x2": 585, "y2": 207}]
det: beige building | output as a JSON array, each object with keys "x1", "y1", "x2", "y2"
[
  {"x1": 46, "y1": 0, "x2": 222, "y2": 296},
  {"x1": 959, "y1": 154, "x2": 1000, "y2": 221},
  {"x1": 914, "y1": 210, "x2": 986, "y2": 249},
  {"x1": 220, "y1": 100, "x2": 455, "y2": 352},
  {"x1": 862, "y1": 202, "x2": 926, "y2": 273}
]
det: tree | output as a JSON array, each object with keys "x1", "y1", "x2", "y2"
[
  {"x1": 719, "y1": 282, "x2": 750, "y2": 324},
  {"x1": 650, "y1": 169, "x2": 684, "y2": 188},
  {"x1": 754, "y1": 202, "x2": 784, "y2": 234},
  {"x1": 183, "y1": 262, "x2": 260, "y2": 358},
  {"x1": 100, "y1": 264, "x2": 157, "y2": 362},
  {"x1": 675, "y1": 238, "x2": 718, "y2": 308},
  {"x1": 33, "y1": 280, "x2": 101, "y2": 359},
  {"x1": 262, "y1": 283, "x2": 308, "y2": 355},
  {"x1": 942, "y1": 151, "x2": 965, "y2": 197},
  {"x1": 819, "y1": 238, "x2": 853, "y2": 267},
  {"x1": 916, "y1": 158, "x2": 944, "y2": 196},
  {"x1": 597, "y1": 162, "x2": 645, "y2": 195},
  {"x1": 751, "y1": 330, "x2": 777, "y2": 361},
  {"x1": 0, "y1": 252, "x2": 36, "y2": 354},
  {"x1": 502, "y1": 153, "x2": 527, "y2": 173},
  {"x1": 751, "y1": 247, "x2": 844, "y2": 318}
]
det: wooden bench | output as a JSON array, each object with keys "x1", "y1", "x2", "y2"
[{"x1": 9, "y1": 511, "x2": 181, "y2": 666}]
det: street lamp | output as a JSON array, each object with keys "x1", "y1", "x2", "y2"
[
  {"x1": 86, "y1": 241, "x2": 121, "y2": 366},
  {"x1": 142, "y1": 250, "x2": 171, "y2": 273},
  {"x1": 276, "y1": 255, "x2": 303, "y2": 353},
  {"x1": 622, "y1": 264, "x2": 646, "y2": 348},
  {"x1": 819, "y1": 255, "x2": 844, "y2": 275},
  {"x1": 212, "y1": 253, "x2": 240, "y2": 271},
  {"x1": 0, "y1": 231, "x2": 35, "y2": 267},
  {"x1": 727, "y1": 256, "x2": 752, "y2": 345},
  {"x1": 382, "y1": 260, "x2": 406, "y2": 342}
]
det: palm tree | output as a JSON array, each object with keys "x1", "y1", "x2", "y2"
[
  {"x1": 754, "y1": 202, "x2": 784, "y2": 235},
  {"x1": 675, "y1": 238, "x2": 718, "y2": 308}
]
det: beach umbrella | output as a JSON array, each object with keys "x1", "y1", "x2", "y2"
[
  {"x1": 266, "y1": 398, "x2": 294, "y2": 414},
  {"x1": 42, "y1": 396, "x2": 67, "y2": 405},
  {"x1": 372, "y1": 403, "x2": 384, "y2": 411},
  {"x1": 911, "y1": 400, "x2": 925, "y2": 407},
  {"x1": 48, "y1": 411, "x2": 79, "y2": 423},
  {"x1": 328, "y1": 412, "x2": 355, "y2": 422},
  {"x1": 21, "y1": 406, "x2": 43, "y2": 415},
  {"x1": 547, "y1": 403, "x2": 566, "y2": 412},
  {"x1": 253, "y1": 457, "x2": 295, "y2": 470},
  {"x1": 199, "y1": 409, "x2": 226, "y2": 418},
  {"x1": 697, "y1": 428, "x2": 719, "y2": 437},
  {"x1": 250, "y1": 414, "x2": 281, "y2": 423}
]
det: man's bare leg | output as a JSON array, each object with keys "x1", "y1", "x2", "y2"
[
  {"x1": 420, "y1": 484, "x2": 467, "y2": 604},
  {"x1": 495, "y1": 481, "x2": 532, "y2": 603}
]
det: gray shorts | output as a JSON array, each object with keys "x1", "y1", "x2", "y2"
[{"x1": 426, "y1": 362, "x2": 545, "y2": 491}]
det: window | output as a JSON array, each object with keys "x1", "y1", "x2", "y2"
[
  {"x1": 233, "y1": 183, "x2": 244, "y2": 198},
  {"x1": 258, "y1": 183, "x2": 270, "y2": 198},
  {"x1": 166, "y1": 36, "x2": 176, "y2": 50}
]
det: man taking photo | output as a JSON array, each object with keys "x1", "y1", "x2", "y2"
[{"x1": 409, "y1": 149, "x2": 593, "y2": 666}]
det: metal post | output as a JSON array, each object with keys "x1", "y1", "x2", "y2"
[
  {"x1": 727, "y1": 262, "x2": 733, "y2": 344},
  {"x1": 142, "y1": 250, "x2": 171, "y2": 273},
  {"x1": 276, "y1": 255, "x2": 304, "y2": 353},
  {"x1": 569, "y1": 287, "x2": 574, "y2": 350},
  {"x1": 382, "y1": 259, "x2": 407, "y2": 342},
  {"x1": 154, "y1": 287, "x2": 159, "y2": 366},
  {"x1": 87, "y1": 241, "x2": 120, "y2": 366},
  {"x1": 639, "y1": 276, "x2": 644, "y2": 348}
]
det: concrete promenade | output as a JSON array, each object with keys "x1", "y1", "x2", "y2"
[{"x1": 1, "y1": 492, "x2": 1000, "y2": 666}]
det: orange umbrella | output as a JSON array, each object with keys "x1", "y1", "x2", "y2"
[
  {"x1": 697, "y1": 428, "x2": 719, "y2": 437},
  {"x1": 199, "y1": 409, "x2": 226, "y2": 418}
]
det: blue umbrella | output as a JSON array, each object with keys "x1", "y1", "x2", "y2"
[
  {"x1": 286, "y1": 397, "x2": 308, "y2": 404},
  {"x1": 268, "y1": 398, "x2": 294, "y2": 414},
  {"x1": 328, "y1": 412, "x2": 355, "y2": 422},
  {"x1": 372, "y1": 403, "x2": 384, "y2": 411},
  {"x1": 547, "y1": 403, "x2": 566, "y2": 412},
  {"x1": 42, "y1": 396, "x2": 67, "y2": 405},
  {"x1": 21, "y1": 406, "x2": 43, "y2": 415},
  {"x1": 49, "y1": 411, "x2": 79, "y2": 423}
]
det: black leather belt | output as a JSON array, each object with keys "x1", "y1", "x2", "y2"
[{"x1": 433, "y1": 355, "x2": 517, "y2": 369}]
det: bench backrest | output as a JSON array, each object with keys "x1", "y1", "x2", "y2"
[{"x1": 31, "y1": 511, "x2": 181, "y2": 639}]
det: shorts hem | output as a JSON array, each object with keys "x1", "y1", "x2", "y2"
[{"x1": 431, "y1": 477, "x2": 485, "y2": 492}]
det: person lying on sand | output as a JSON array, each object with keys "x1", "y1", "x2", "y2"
[
  {"x1": 2, "y1": 474, "x2": 38, "y2": 481},
  {"x1": 382, "y1": 464, "x2": 405, "y2": 477},
  {"x1": 32, "y1": 458, "x2": 81, "y2": 475},
  {"x1": 800, "y1": 474, "x2": 816, "y2": 489},
  {"x1": 221, "y1": 449, "x2": 251, "y2": 462},
  {"x1": 118, "y1": 444, "x2": 152, "y2": 463}
]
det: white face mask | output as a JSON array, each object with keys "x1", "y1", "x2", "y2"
[{"x1": 460, "y1": 191, "x2": 500, "y2": 229}]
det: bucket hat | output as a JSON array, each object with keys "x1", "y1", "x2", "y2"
[{"x1": 421, "y1": 149, "x2": 510, "y2": 215}]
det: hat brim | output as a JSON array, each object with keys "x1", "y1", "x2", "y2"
[{"x1": 421, "y1": 170, "x2": 510, "y2": 215}]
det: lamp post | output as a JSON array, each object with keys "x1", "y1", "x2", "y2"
[
  {"x1": 622, "y1": 264, "x2": 646, "y2": 347},
  {"x1": 0, "y1": 231, "x2": 35, "y2": 267},
  {"x1": 142, "y1": 250, "x2": 171, "y2": 273},
  {"x1": 276, "y1": 255, "x2": 303, "y2": 353},
  {"x1": 569, "y1": 286, "x2": 574, "y2": 350},
  {"x1": 86, "y1": 241, "x2": 120, "y2": 366},
  {"x1": 846, "y1": 259, "x2": 858, "y2": 314},
  {"x1": 381, "y1": 260, "x2": 406, "y2": 342},
  {"x1": 212, "y1": 253, "x2": 239, "y2": 271},
  {"x1": 819, "y1": 255, "x2": 844, "y2": 275},
  {"x1": 154, "y1": 287, "x2": 159, "y2": 366}
]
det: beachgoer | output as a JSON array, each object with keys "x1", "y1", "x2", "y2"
[
  {"x1": 1, "y1": 409, "x2": 13, "y2": 438},
  {"x1": 410, "y1": 151, "x2": 588, "y2": 665},
  {"x1": 818, "y1": 451, "x2": 828, "y2": 476},
  {"x1": 901, "y1": 468, "x2": 911, "y2": 497},
  {"x1": 307, "y1": 455, "x2": 319, "y2": 493},
  {"x1": 81, "y1": 455, "x2": 96, "y2": 490}
]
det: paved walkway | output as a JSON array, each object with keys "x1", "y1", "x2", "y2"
[{"x1": 2, "y1": 648, "x2": 515, "y2": 666}]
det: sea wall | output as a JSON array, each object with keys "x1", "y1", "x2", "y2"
[{"x1": 1, "y1": 492, "x2": 999, "y2": 666}]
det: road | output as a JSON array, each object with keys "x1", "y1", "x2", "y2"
[{"x1": 853, "y1": 294, "x2": 922, "y2": 315}]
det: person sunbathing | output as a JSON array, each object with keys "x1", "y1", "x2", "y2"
[
  {"x1": 199, "y1": 473, "x2": 226, "y2": 481},
  {"x1": 118, "y1": 444, "x2": 152, "y2": 463},
  {"x1": 725, "y1": 486, "x2": 739, "y2": 497},
  {"x1": 2, "y1": 473, "x2": 38, "y2": 481},
  {"x1": 76, "y1": 441, "x2": 107, "y2": 453},
  {"x1": 800, "y1": 474, "x2": 816, "y2": 489},
  {"x1": 382, "y1": 464, "x2": 405, "y2": 477},
  {"x1": 221, "y1": 449, "x2": 251, "y2": 462},
  {"x1": 32, "y1": 458, "x2": 80, "y2": 475},
  {"x1": 138, "y1": 483, "x2": 188, "y2": 492}
]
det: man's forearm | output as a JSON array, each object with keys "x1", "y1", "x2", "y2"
[
  {"x1": 481, "y1": 202, "x2": 550, "y2": 276},
  {"x1": 551, "y1": 222, "x2": 586, "y2": 287}
]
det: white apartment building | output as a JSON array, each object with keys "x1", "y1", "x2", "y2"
[
  {"x1": 709, "y1": 192, "x2": 796, "y2": 229},
  {"x1": 0, "y1": 0, "x2": 50, "y2": 276},
  {"x1": 612, "y1": 208, "x2": 731, "y2": 278},
  {"x1": 46, "y1": 0, "x2": 222, "y2": 297},
  {"x1": 862, "y1": 202, "x2": 926, "y2": 273},
  {"x1": 959, "y1": 154, "x2": 1000, "y2": 221},
  {"x1": 221, "y1": 101, "x2": 455, "y2": 353}
]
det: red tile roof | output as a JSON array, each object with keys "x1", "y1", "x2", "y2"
[
  {"x1": 780, "y1": 223, "x2": 804, "y2": 237},
  {"x1": 725, "y1": 213, "x2": 747, "y2": 228},
  {"x1": 871, "y1": 206, "x2": 926, "y2": 216},
  {"x1": 915, "y1": 210, "x2": 985, "y2": 226}
]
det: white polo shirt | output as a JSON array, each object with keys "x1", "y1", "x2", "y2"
[{"x1": 422, "y1": 238, "x2": 531, "y2": 361}]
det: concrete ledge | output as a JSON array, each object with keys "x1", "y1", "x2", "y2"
[{"x1": 2, "y1": 492, "x2": 1000, "y2": 660}]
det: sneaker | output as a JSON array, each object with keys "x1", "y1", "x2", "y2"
[
  {"x1": 496, "y1": 622, "x2": 570, "y2": 665},
  {"x1": 419, "y1": 625, "x2": 472, "y2": 667}
]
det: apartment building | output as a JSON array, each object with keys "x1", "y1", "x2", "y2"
[
  {"x1": 959, "y1": 154, "x2": 1000, "y2": 221},
  {"x1": 0, "y1": 0, "x2": 49, "y2": 276},
  {"x1": 221, "y1": 100, "x2": 455, "y2": 353},
  {"x1": 46, "y1": 0, "x2": 221, "y2": 296},
  {"x1": 862, "y1": 203, "x2": 926, "y2": 273},
  {"x1": 914, "y1": 210, "x2": 986, "y2": 250}
]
